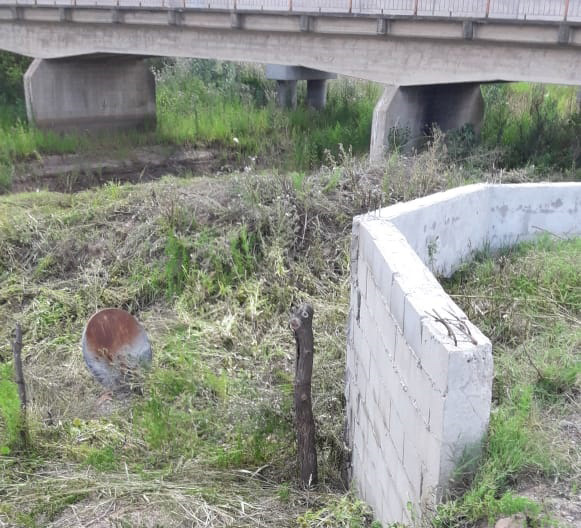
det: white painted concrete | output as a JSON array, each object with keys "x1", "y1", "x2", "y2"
[{"x1": 346, "y1": 182, "x2": 581, "y2": 525}]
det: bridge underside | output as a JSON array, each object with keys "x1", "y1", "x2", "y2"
[
  {"x1": 1, "y1": 10, "x2": 580, "y2": 86},
  {"x1": 1, "y1": 8, "x2": 580, "y2": 155}
]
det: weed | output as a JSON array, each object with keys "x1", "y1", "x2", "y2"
[
  {"x1": 440, "y1": 236, "x2": 579, "y2": 527},
  {"x1": 0, "y1": 363, "x2": 21, "y2": 454},
  {"x1": 481, "y1": 83, "x2": 581, "y2": 171},
  {"x1": 0, "y1": 163, "x2": 12, "y2": 193},
  {"x1": 85, "y1": 445, "x2": 118, "y2": 471},
  {"x1": 297, "y1": 495, "x2": 378, "y2": 527},
  {"x1": 164, "y1": 230, "x2": 191, "y2": 299}
]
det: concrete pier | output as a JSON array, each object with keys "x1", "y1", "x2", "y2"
[
  {"x1": 370, "y1": 83, "x2": 484, "y2": 161},
  {"x1": 306, "y1": 79, "x2": 328, "y2": 110},
  {"x1": 266, "y1": 65, "x2": 336, "y2": 110},
  {"x1": 24, "y1": 56, "x2": 156, "y2": 132},
  {"x1": 275, "y1": 80, "x2": 298, "y2": 109}
]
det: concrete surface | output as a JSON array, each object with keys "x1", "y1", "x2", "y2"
[
  {"x1": 24, "y1": 57, "x2": 156, "y2": 132},
  {"x1": 346, "y1": 183, "x2": 581, "y2": 525},
  {"x1": 370, "y1": 83, "x2": 484, "y2": 161},
  {"x1": 306, "y1": 79, "x2": 328, "y2": 110},
  {"x1": 265, "y1": 65, "x2": 337, "y2": 81},
  {"x1": 266, "y1": 65, "x2": 336, "y2": 109},
  {"x1": 1, "y1": 7, "x2": 580, "y2": 88},
  {"x1": 275, "y1": 79, "x2": 297, "y2": 109}
]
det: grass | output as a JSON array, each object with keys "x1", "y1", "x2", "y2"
[
  {"x1": 1, "y1": 55, "x2": 579, "y2": 189},
  {"x1": 0, "y1": 58, "x2": 379, "y2": 178},
  {"x1": 0, "y1": 54, "x2": 578, "y2": 526},
  {"x1": 0, "y1": 137, "x2": 507, "y2": 526},
  {"x1": 0, "y1": 154, "x2": 576, "y2": 527},
  {"x1": 438, "y1": 236, "x2": 580, "y2": 527},
  {"x1": 480, "y1": 83, "x2": 580, "y2": 172}
]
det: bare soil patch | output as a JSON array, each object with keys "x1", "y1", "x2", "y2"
[{"x1": 11, "y1": 146, "x2": 220, "y2": 193}]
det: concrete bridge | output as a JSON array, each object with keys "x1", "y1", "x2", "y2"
[{"x1": 0, "y1": 1, "x2": 580, "y2": 158}]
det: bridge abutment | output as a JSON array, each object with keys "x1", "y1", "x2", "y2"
[
  {"x1": 370, "y1": 83, "x2": 484, "y2": 162},
  {"x1": 266, "y1": 65, "x2": 336, "y2": 110},
  {"x1": 24, "y1": 56, "x2": 156, "y2": 133}
]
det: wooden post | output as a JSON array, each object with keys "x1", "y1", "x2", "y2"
[
  {"x1": 290, "y1": 303, "x2": 317, "y2": 487},
  {"x1": 12, "y1": 323, "x2": 28, "y2": 446}
]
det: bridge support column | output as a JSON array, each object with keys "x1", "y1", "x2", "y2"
[
  {"x1": 306, "y1": 79, "x2": 328, "y2": 110},
  {"x1": 24, "y1": 57, "x2": 156, "y2": 132},
  {"x1": 370, "y1": 83, "x2": 484, "y2": 162},
  {"x1": 266, "y1": 65, "x2": 336, "y2": 110},
  {"x1": 275, "y1": 80, "x2": 298, "y2": 109}
]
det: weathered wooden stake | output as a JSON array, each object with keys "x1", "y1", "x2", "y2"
[
  {"x1": 12, "y1": 323, "x2": 28, "y2": 446},
  {"x1": 290, "y1": 303, "x2": 318, "y2": 487}
]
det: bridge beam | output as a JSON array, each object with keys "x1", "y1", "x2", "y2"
[
  {"x1": 370, "y1": 83, "x2": 484, "y2": 162},
  {"x1": 24, "y1": 56, "x2": 156, "y2": 133}
]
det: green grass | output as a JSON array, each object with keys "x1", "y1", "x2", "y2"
[
  {"x1": 0, "y1": 144, "x2": 487, "y2": 525},
  {"x1": 0, "y1": 163, "x2": 394, "y2": 526},
  {"x1": 439, "y1": 236, "x2": 580, "y2": 527},
  {"x1": 0, "y1": 363, "x2": 22, "y2": 454},
  {"x1": 0, "y1": 58, "x2": 379, "y2": 176},
  {"x1": 481, "y1": 83, "x2": 581, "y2": 172},
  {"x1": 2, "y1": 54, "x2": 578, "y2": 186},
  {"x1": 155, "y1": 59, "x2": 378, "y2": 170}
]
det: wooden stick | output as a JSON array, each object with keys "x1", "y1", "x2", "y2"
[
  {"x1": 290, "y1": 303, "x2": 317, "y2": 487},
  {"x1": 12, "y1": 323, "x2": 28, "y2": 446}
]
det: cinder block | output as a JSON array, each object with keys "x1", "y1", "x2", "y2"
[
  {"x1": 350, "y1": 218, "x2": 361, "y2": 277},
  {"x1": 389, "y1": 407, "x2": 405, "y2": 462},
  {"x1": 440, "y1": 344, "x2": 493, "y2": 485},
  {"x1": 365, "y1": 277, "x2": 398, "y2": 358},
  {"x1": 354, "y1": 408, "x2": 366, "y2": 448},
  {"x1": 394, "y1": 459, "x2": 415, "y2": 513},
  {"x1": 416, "y1": 430, "x2": 442, "y2": 493},
  {"x1": 345, "y1": 343, "x2": 356, "y2": 384},
  {"x1": 369, "y1": 357, "x2": 392, "y2": 431},
  {"x1": 394, "y1": 331, "x2": 415, "y2": 388},
  {"x1": 428, "y1": 388, "x2": 445, "y2": 439},
  {"x1": 403, "y1": 288, "x2": 442, "y2": 355},
  {"x1": 418, "y1": 317, "x2": 452, "y2": 394},
  {"x1": 360, "y1": 222, "x2": 396, "y2": 303},
  {"x1": 403, "y1": 437, "x2": 424, "y2": 500},
  {"x1": 405, "y1": 354, "x2": 437, "y2": 424},
  {"x1": 390, "y1": 273, "x2": 406, "y2": 331},
  {"x1": 359, "y1": 301, "x2": 382, "y2": 361},
  {"x1": 384, "y1": 475, "x2": 406, "y2": 524},
  {"x1": 353, "y1": 323, "x2": 371, "y2": 385},
  {"x1": 379, "y1": 429, "x2": 400, "y2": 475},
  {"x1": 357, "y1": 259, "x2": 368, "y2": 299}
]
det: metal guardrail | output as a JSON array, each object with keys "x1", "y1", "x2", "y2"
[{"x1": 0, "y1": 0, "x2": 579, "y2": 21}]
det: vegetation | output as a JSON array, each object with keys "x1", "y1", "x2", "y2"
[
  {"x1": 0, "y1": 56, "x2": 379, "y2": 179},
  {"x1": 0, "y1": 136, "x2": 516, "y2": 526},
  {"x1": 0, "y1": 52, "x2": 579, "y2": 188},
  {"x1": 0, "y1": 51, "x2": 579, "y2": 526},
  {"x1": 480, "y1": 83, "x2": 581, "y2": 171},
  {"x1": 439, "y1": 236, "x2": 580, "y2": 527}
]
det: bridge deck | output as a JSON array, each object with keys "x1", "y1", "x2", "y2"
[{"x1": 0, "y1": 1, "x2": 579, "y2": 23}]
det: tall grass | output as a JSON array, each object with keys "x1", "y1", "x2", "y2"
[
  {"x1": 439, "y1": 236, "x2": 580, "y2": 526},
  {"x1": 155, "y1": 58, "x2": 378, "y2": 170},
  {"x1": 481, "y1": 83, "x2": 580, "y2": 171},
  {"x1": 0, "y1": 57, "x2": 379, "y2": 172},
  {"x1": 0, "y1": 51, "x2": 579, "y2": 177}
]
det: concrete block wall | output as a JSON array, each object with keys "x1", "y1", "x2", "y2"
[{"x1": 345, "y1": 183, "x2": 581, "y2": 525}]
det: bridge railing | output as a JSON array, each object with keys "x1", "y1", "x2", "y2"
[{"x1": 0, "y1": 0, "x2": 578, "y2": 21}]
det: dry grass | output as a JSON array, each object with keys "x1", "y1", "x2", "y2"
[{"x1": 0, "y1": 138, "x2": 564, "y2": 527}]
